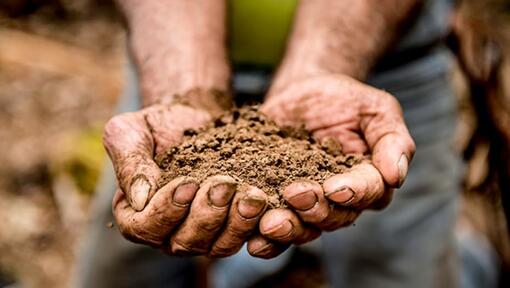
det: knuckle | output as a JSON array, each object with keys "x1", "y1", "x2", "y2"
[
  {"x1": 103, "y1": 114, "x2": 126, "y2": 138},
  {"x1": 408, "y1": 138, "x2": 417, "y2": 155},
  {"x1": 210, "y1": 241, "x2": 241, "y2": 257},
  {"x1": 169, "y1": 239, "x2": 207, "y2": 256},
  {"x1": 196, "y1": 217, "x2": 225, "y2": 233},
  {"x1": 308, "y1": 206, "x2": 330, "y2": 224},
  {"x1": 117, "y1": 221, "x2": 145, "y2": 244},
  {"x1": 320, "y1": 209, "x2": 359, "y2": 231},
  {"x1": 103, "y1": 115, "x2": 129, "y2": 152},
  {"x1": 116, "y1": 215, "x2": 163, "y2": 247},
  {"x1": 381, "y1": 91, "x2": 401, "y2": 111},
  {"x1": 225, "y1": 221, "x2": 252, "y2": 239}
]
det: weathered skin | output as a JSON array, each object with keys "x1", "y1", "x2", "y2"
[
  {"x1": 105, "y1": 0, "x2": 273, "y2": 257},
  {"x1": 248, "y1": 0, "x2": 419, "y2": 257},
  {"x1": 257, "y1": 75, "x2": 415, "y2": 253},
  {"x1": 104, "y1": 102, "x2": 270, "y2": 256},
  {"x1": 107, "y1": 0, "x2": 418, "y2": 259}
]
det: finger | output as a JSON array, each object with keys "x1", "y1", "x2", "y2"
[
  {"x1": 209, "y1": 185, "x2": 268, "y2": 257},
  {"x1": 168, "y1": 175, "x2": 237, "y2": 255},
  {"x1": 360, "y1": 91, "x2": 416, "y2": 187},
  {"x1": 323, "y1": 163, "x2": 386, "y2": 209},
  {"x1": 103, "y1": 112, "x2": 161, "y2": 211},
  {"x1": 282, "y1": 180, "x2": 330, "y2": 225},
  {"x1": 113, "y1": 176, "x2": 199, "y2": 246},
  {"x1": 259, "y1": 208, "x2": 320, "y2": 245},
  {"x1": 144, "y1": 104, "x2": 212, "y2": 154},
  {"x1": 370, "y1": 188, "x2": 395, "y2": 210},
  {"x1": 247, "y1": 234, "x2": 290, "y2": 259},
  {"x1": 313, "y1": 126, "x2": 368, "y2": 154},
  {"x1": 372, "y1": 132, "x2": 415, "y2": 187},
  {"x1": 319, "y1": 206, "x2": 360, "y2": 231}
]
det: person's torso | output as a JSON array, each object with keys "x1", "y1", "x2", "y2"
[{"x1": 229, "y1": 0, "x2": 454, "y2": 69}]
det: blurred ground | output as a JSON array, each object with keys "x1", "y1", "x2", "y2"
[
  {"x1": 0, "y1": 1, "x2": 509, "y2": 288},
  {"x1": 0, "y1": 1, "x2": 123, "y2": 286}
]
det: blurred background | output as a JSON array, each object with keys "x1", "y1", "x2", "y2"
[{"x1": 0, "y1": 0, "x2": 509, "y2": 287}]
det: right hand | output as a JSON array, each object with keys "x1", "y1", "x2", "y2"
[{"x1": 103, "y1": 100, "x2": 269, "y2": 257}]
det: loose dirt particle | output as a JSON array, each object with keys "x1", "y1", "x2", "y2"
[{"x1": 156, "y1": 106, "x2": 362, "y2": 208}]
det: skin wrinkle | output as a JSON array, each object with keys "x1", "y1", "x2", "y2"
[
  {"x1": 132, "y1": 203, "x2": 180, "y2": 245},
  {"x1": 118, "y1": 0, "x2": 230, "y2": 107},
  {"x1": 265, "y1": 0, "x2": 413, "y2": 245},
  {"x1": 170, "y1": 238, "x2": 203, "y2": 255},
  {"x1": 323, "y1": 210, "x2": 359, "y2": 231},
  {"x1": 271, "y1": 0, "x2": 421, "y2": 91},
  {"x1": 236, "y1": 201, "x2": 266, "y2": 221},
  {"x1": 107, "y1": 0, "x2": 418, "y2": 257}
]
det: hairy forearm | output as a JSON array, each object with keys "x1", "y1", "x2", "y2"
[
  {"x1": 272, "y1": 0, "x2": 421, "y2": 90},
  {"x1": 117, "y1": 0, "x2": 230, "y2": 108}
]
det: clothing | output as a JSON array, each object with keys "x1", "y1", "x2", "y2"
[
  {"x1": 229, "y1": 0, "x2": 453, "y2": 67},
  {"x1": 214, "y1": 45, "x2": 461, "y2": 288},
  {"x1": 73, "y1": 1, "x2": 464, "y2": 287}
]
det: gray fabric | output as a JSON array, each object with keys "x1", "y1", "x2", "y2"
[
  {"x1": 457, "y1": 230, "x2": 499, "y2": 288},
  {"x1": 394, "y1": 0, "x2": 454, "y2": 51}
]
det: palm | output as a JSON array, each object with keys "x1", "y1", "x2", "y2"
[{"x1": 254, "y1": 74, "x2": 415, "y2": 242}]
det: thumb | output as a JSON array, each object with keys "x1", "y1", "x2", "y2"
[
  {"x1": 103, "y1": 111, "x2": 161, "y2": 211},
  {"x1": 361, "y1": 90, "x2": 415, "y2": 188}
]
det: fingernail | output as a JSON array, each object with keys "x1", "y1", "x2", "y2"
[
  {"x1": 173, "y1": 182, "x2": 198, "y2": 206},
  {"x1": 238, "y1": 197, "x2": 266, "y2": 219},
  {"x1": 287, "y1": 191, "x2": 317, "y2": 211},
  {"x1": 265, "y1": 220, "x2": 294, "y2": 239},
  {"x1": 397, "y1": 154, "x2": 409, "y2": 188},
  {"x1": 130, "y1": 177, "x2": 150, "y2": 211},
  {"x1": 252, "y1": 243, "x2": 274, "y2": 256},
  {"x1": 326, "y1": 186, "x2": 355, "y2": 205},
  {"x1": 208, "y1": 183, "x2": 236, "y2": 207}
]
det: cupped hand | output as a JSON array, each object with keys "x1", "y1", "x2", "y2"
[
  {"x1": 103, "y1": 100, "x2": 269, "y2": 257},
  {"x1": 249, "y1": 74, "x2": 415, "y2": 256}
]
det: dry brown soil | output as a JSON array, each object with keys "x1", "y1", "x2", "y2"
[{"x1": 157, "y1": 106, "x2": 362, "y2": 208}]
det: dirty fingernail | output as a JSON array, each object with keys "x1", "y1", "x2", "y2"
[
  {"x1": 173, "y1": 182, "x2": 199, "y2": 206},
  {"x1": 251, "y1": 242, "x2": 289, "y2": 259},
  {"x1": 397, "y1": 154, "x2": 409, "y2": 188},
  {"x1": 130, "y1": 177, "x2": 150, "y2": 211},
  {"x1": 287, "y1": 191, "x2": 317, "y2": 211},
  {"x1": 265, "y1": 220, "x2": 294, "y2": 239},
  {"x1": 326, "y1": 186, "x2": 355, "y2": 205},
  {"x1": 208, "y1": 183, "x2": 236, "y2": 207},
  {"x1": 238, "y1": 197, "x2": 266, "y2": 218},
  {"x1": 251, "y1": 242, "x2": 274, "y2": 256}
]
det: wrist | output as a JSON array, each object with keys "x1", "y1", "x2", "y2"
[
  {"x1": 270, "y1": 61, "x2": 364, "y2": 96},
  {"x1": 165, "y1": 88, "x2": 233, "y2": 117},
  {"x1": 129, "y1": 36, "x2": 231, "y2": 108},
  {"x1": 120, "y1": 0, "x2": 231, "y2": 108}
]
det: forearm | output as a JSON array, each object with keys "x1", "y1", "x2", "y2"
[
  {"x1": 272, "y1": 0, "x2": 421, "y2": 90},
  {"x1": 117, "y1": 0, "x2": 231, "y2": 108}
]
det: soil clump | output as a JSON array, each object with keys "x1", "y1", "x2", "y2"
[{"x1": 156, "y1": 106, "x2": 362, "y2": 208}]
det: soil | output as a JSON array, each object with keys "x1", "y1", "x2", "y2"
[{"x1": 156, "y1": 106, "x2": 362, "y2": 208}]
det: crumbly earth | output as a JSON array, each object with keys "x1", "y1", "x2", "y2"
[{"x1": 156, "y1": 106, "x2": 362, "y2": 208}]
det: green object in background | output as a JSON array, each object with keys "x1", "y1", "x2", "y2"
[
  {"x1": 52, "y1": 125, "x2": 105, "y2": 196},
  {"x1": 229, "y1": 0, "x2": 297, "y2": 67}
]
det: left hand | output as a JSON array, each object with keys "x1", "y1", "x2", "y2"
[{"x1": 247, "y1": 74, "x2": 415, "y2": 257}]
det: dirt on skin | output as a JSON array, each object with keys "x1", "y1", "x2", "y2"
[{"x1": 156, "y1": 105, "x2": 362, "y2": 208}]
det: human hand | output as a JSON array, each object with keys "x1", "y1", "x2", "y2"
[
  {"x1": 103, "y1": 96, "x2": 269, "y2": 257},
  {"x1": 251, "y1": 74, "x2": 415, "y2": 254}
]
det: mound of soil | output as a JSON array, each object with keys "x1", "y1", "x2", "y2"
[{"x1": 156, "y1": 106, "x2": 362, "y2": 208}]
